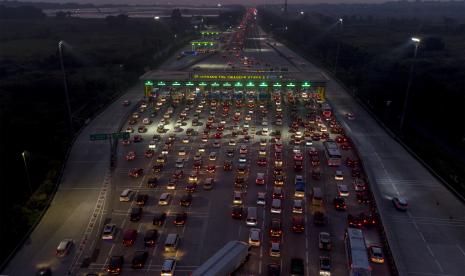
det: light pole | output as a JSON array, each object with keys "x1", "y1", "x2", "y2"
[
  {"x1": 334, "y1": 18, "x2": 343, "y2": 75},
  {"x1": 58, "y1": 40, "x2": 74, "y2": 137},
  {"x1": 399, "y1": 37, "x2": 421, "y2": 134},
  {"x1": 21, "y1": 151, "x2": 33, "y2": 195}
]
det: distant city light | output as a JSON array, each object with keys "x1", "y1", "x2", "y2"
[
  {"x1": 154, "y1": 16, "x2": 160, "y2": 20},
  {"x1": 411, "y1": 37, "x2": 421, "y2": 43}
]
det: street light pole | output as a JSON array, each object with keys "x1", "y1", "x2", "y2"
[
  {"x1": 334, "y1": 18, "x2": 343, "y2": 75},
  {"x1": 58, "y1": 40, "x2": 74, "y2": 137},
  {"x1": 21, "y1": 151, "x2": 33, "y2": 195},
  {"x1": 399, "y1": 37, "x2": 421, "y2": 134}
]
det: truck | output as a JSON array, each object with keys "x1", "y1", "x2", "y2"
[{"x1": 191, "y1": 241, "x2": 250, "y2": 276}]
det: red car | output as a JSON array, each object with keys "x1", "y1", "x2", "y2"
[
  {"x1": 294, "y1": 160, "x2": 303, "y2": 171},
  {"x1": 341, "y1": 143, "x2": 351, "y2": 150},
  {"x1": 144, "y1": 149, "x2": 154, "y2": 158},
  {"x1": 125, "y1": 151, "x2": 136, "y2": 161},
  {"x1": 123, "y1": 229, "x2": 137, "y2": 246},
  {"x1": 214, "y1": 132, "x2": 222, "y2": 139},
  {"x1": 333, "y1": 197, "x2": 346, "y2": 211},
  {"x1": 257, "y1": 157, "x2": 267, "y2": 166},
  {"x1": 292, "y1": 216, "x2": 304, "y2": 233},
  {"x1": 231, "y1": 205, "x2": 243, "y2": 219},
  {"x1": 293, "y1": 152, "x2": 303, "y2": 161},
  {"x1": 129, "y1": 168, "x2": 143, "y2": 178},
  {"x1": 121, "y1": 139, "x2": 131, "y2": 146},
  {"x1": 133, "y1": 135, "x2": 142, "y2": 143},
  {"x1": 347, "y1": 214, "x2": 363, "y2": 228},
  {"x1": 206, "y1": 165, "x2": 216, "y2": 173},
  {"x1": 173, "y1": 169, "x2": 183, "y2": 179}
]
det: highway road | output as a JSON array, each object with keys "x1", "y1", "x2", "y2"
[
  {"x1": 4, "y1": 7, "x2": 463, "y2": 276},
  {"x1": 266, "y1": 18, "x2": 465, "y2": 276}
]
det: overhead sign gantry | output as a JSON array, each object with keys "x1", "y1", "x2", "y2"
[{"x1": 140, "y1": 70, "x2": 327, "y2": 101}]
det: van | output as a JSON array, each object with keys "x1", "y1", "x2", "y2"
[
  {"x1": 246, "y1": 207, "x2": 258, "y2": 226},
  {"x1": 164, "y1": 233, "x2": 180, "y2": 252},
  {"x1": 119, "y1": 189, "x2": 132, "y2": 202},
  {"x1": 311, "y1": 187, "x2": 323, "y2": 206}
]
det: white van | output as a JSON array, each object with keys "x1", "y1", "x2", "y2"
[
  {"x1": 164, "y1": 233, "x2": 180, "y2": 252},
  {"x1": 119, "y1": 189, "x2": 132, "y2": 202},
  {"x1": 311, "y1": 187, "x2": 323, "y2": 206},
  {"x1": 246, "y1": 207, "x2": 258, "y2": 226}
]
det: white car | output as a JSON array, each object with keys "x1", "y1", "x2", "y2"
[
  {"x1": 148, "y1": 141, "x2": 156, "y2": 149},
  {"x1": 142, "y1": 118, "x2": 151, "y2": 125},
  {"x1": 161, "y1": 258, "x2": 176, "y2": 276},
  {"x1": 269, "y1": 242, "x2": 281, "y2": 257},
  {"x1": 175, "y1": 158, "x2": 184, "y2": 168},
  {"x1": 158, "y1": 193, "x2": 171, "y2": 205},
  {"x1": 335, "y1": 170, "x2": 344, "y2": 181},
  {"x1": 257, "y1": 192, "x2": 266, "y2": 205},
  {"x1": 238, "y1": 154, "x2": 247, "y2": 163},
  {"x1": 56, "y1": 239, "x2": 74, "y2": 257},
  {"x1": 249, "y1": 228, "x2": 261, "y2": 246},
  {"x1": 271, "y1": 199, "x2": 282, "y2": 214},
  {"x1": 293, "y1": 199, "x2": 303, "y2": 214},
  {"x1": 338, "y1": 184, "x2": 349, "y2": 197},
  {"x1": 102, "y1": 224, "x2": 116, "y2": 240},
  {"x1": 293, "y1": 146, "x2": 301, "y2": 154},
  {"x1": 392, "y1": 197, "x2": 408, "y2": 211}
]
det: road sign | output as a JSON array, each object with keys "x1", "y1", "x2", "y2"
[
  {"x1": 112, "y1": 132, "x2": 130, "y2": 139},
  {"x1": 90, "y1": 133, "x2": 109, "y2": 141}
]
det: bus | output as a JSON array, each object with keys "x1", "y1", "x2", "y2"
[
  {"x1": 321, "y1": 103, "x2": 332, "y2": 118},
  {"x1": 344, "y1": 228, "x2": 371, "y2": 276},
  {"x1": 323, "y1": 140, "x2": 342, "y2": 166}
]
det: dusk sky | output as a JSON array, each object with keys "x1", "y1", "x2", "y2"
[{"x1": 24, "y1": 0, "x2": 389, "y2": 6}]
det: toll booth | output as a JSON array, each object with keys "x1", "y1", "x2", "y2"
[{"x1": 140, "y1": 70, "x2": 327, "y2": 103}]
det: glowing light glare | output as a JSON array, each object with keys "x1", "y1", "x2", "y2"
[
  {"x1": 145, "y1": 80, "x2": 153, "y2": 85},
  {"x1": 172, "y1": 81, "x2": 181, "y2": 86},
  {"x1": 339, "y1": 18, "x2": 343, "y2": 23},
  {"x1": 154, "y1": 16, "x2": 160, "y2": 20},
  {"x1": 411, "y1": 37, "x2": 421, "y2": 43},
  {"x1": 157, "y1": 81, "x2": 166, "y2": 86},
  {"x1": 246, "y1": 82, "x2": 255, "y2": 87}
]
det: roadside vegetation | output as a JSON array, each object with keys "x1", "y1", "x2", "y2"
[
  {"x1": 0, "y1": 3, "x2": 244, "y2": 267},
  {"x1": 258, "y1": 2, "x2": 465, "y2": 198}
]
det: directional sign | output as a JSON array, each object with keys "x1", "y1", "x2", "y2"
[
  {"x1": 112, "y1": 132, "x2": 130, "y2": 139},
  {"x1": 90, "y1": 133, "x2": 109, "y2": 141}
]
